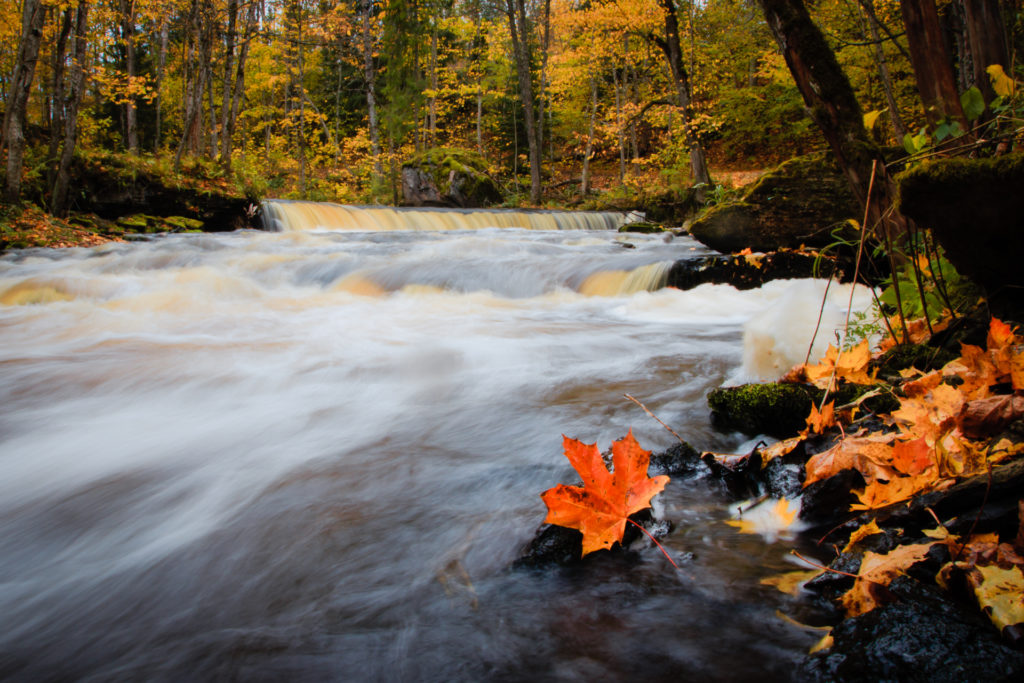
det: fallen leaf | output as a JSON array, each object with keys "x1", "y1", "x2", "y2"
[
  {"x1": 957, "y1": 394, "x2": 1024, "y2": 440},
  {"x1": 761, "y1": 569, "x2": 823, "y2": 596},
  {"x1": 968, "y1": 564, "x2": 1024, "y2": 632},
  {"x1": 541, "y1": 431, "x2": 669, "y2": 556},
  {"x1": 851, "y1": 473, "x2": 938, "y2": 510},
  {"x1": 841, "y1": 543, "x2": 935, "y2": 616},
  {"x1": 890, "y1": 436, "x2": 934, "y2": 476},
  {"x1": 803, "y1": 433, "x2": 898, "y2": 488},
  {"x1": 758, "y1": 435, "x2": 805, "y2": 466},
  {"x1": 726, "y1": 497, "x2": 803, "y2": 542},
  {"x1": 803, "y1": 401, "x2": 836, "y2": 436},
  {"x1": 842, "y1": 520, "x2": 885, "y2": 553}
]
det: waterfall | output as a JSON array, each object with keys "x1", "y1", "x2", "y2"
[{"x1": 261, "y1": 200, "x2": 635, "y2": 232}]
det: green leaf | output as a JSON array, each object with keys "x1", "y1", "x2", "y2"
[{"x1": 961, "y1": 86, "x2": 985, "y2": 122}]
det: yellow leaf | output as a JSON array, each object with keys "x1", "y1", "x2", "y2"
[
  {"x1": 759, "y1": 435, "x2": 805, "y2": 466},
  {"x1": 842, "y1": 520, "x2": 884, "y2": 553},
  {"x1": 969, "y1": 564, "x2": 1024, "y2": 632},
  {"x1": 726, "y1": 497, "x2": 803, "y2": 542},
  {"x1": 761, "y1": 569, "x2": 823, "y2": 596},
  {"x1": 809, "y1": 632, "x2": 834, "y2": 654},
  {"x1": 841, "y1": 543, "x2": 935, "y2": 616},
  {"x1": 863, "y1": 109, "x2": 885, "y2": 130},
  {"x1": 987, "y1": 64, "x2": 1017, "y2": 97}
]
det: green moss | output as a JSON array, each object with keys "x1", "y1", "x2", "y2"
[
  {"x1": 618, "y1": 221, "x2": 666, "y2": 233},
  {"x1": 708, "y1": 383, "x2": 820, "y2": 438},
  {"x1": 873, "y1": 343, "x2": 958, "y2": 378},
  {"x1": 708, "y1": 381, "x2": 898, "y2": 438}
]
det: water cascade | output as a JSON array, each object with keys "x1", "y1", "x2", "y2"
[
  {"x1": 262, "y1": 199, "x2": 634, "y2": 232},
  {"x1": 0, "y1": 220, "x2": 849, "y2": 680}
]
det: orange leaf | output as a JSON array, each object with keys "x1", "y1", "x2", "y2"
[
  {"x1": 957, "y1": 394, "x2": 1024, "y2": 440},
  {"x1": 851, "y1": 473, "x2": 938, "y2": 510},
  {"x1": 803, "y1": 432, "x2": 898, "y2": 488},
  {"x1": 541, "y1": 431, "x2": 669, "y2": 556},
  {"x1": 841, "y1": 543, "x2": 935, "y2": 616},
  {"x1": 803, "y1": 400, "x2": 836, "y2": 436},
  {"x1": 987, "y1": 317, "x2": 1017, "y2": 352},
  {"x1": 890, "y1": 436, "x2": 934, "y2": 476}
]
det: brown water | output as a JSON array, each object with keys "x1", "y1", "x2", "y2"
[{"x1": 0, "y1": 222, "x2": 830, "y2": 681}]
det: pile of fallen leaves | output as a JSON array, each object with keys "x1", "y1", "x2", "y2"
[
  {"x1": 754, "y1": 317, "x2": 1024, "y2": 645},
  {"x1": 0, "y1": 203, "x2": 116, "y2": 250},
  {"x1": 533, "y1": 317, "x2": 1023, "y2": 647}
]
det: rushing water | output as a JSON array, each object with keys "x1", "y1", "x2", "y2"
[{"x1": 0, "y1": 220, "x2": 840, "y2": 681}]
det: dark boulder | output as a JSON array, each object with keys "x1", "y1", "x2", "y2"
[
  {"x1": 897, "y1": 153, "x2": 1024, "y2": 294},
  {"x1": 799, "y1": 577, "x2": 1024, "y2": 682},
  {"x1": 70, "y1": 154, "x2": 256, "y2": 232},
  {"x1": 688, "y1": 152, "x2": 861, "y2": 253},
  {"x1": 665, "y1": 251, "x2": 842, "y2": 291},
  {"x1": 401, "y1": 148, "x2": 502, "y2": 208}
]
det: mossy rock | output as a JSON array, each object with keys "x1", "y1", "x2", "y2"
[
  {"x1": 709, "y1": 383, "x2": 821, "y2": 437},
  {"x1": 618, "y1": 221, "x2": 665, "y2": 234},
  {"x1": 897, "y1": 153, "x2": 1024, "y2": 293},
  {"x1": 688, "y1": 152, "x2": 861, "y2": 253},
  {"x1": 163, "y1": 216, "x2": 205, "y2": 231},
  {"x1": 709, "y1": 382, "x2": 898, "y2": 438},
  {"x1": 401, "y1": 147, "x2": 502, "y2": 208},
  {"x1": 873, "y1": 343, "x2": 958, "y2": 378},
  {"x1": 115, "y1": 214, "x2": 159, "y2": 233}
]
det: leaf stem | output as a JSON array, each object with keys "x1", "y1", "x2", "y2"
[{"x1": 626, "y1": 518, "x2": 679, "y2": 569}]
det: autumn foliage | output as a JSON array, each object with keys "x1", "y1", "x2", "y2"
[
  {"x1": 751, "y1": 317, "x2": 1024, "y2": 640},
  {"x1": 541, "y1": 430, "x2": 668, "y2": 557}
]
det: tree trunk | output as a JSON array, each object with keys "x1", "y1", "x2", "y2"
[
  {"x1": 657, "y1": 0, "x2": 711, "y2": 196},
  {"x1": 223, "y1": 0, "x2": 257, "y2": 171},
  {"x1": 51, "y1": 2, "x2": 90, "y2": 218},
  {"x1": 537, "y1": 0, "x2": 551, "y2": 166},
  {"x1": 220, "y1": 0, "x2": 238, "y2": 165},
  {"x1": 758, "y1": 0, "x2": 905, "y2": 240},
  {"x1": 506, "y1": 0, "x2": 542, "y2": 204},
  {"x1": 154, "y1": 17, "x2": 170, "y2": 153},
  {"x1": 120, "y1": 0, "x2": 139, "y2": 153},
  {"x1": 580, "y1": 74, "x2": 598, "y2": 197},
  {"x1": 3, "y1": 0, "x2": 46, "y2": 202},
  {"x1": 860, "y1": 0, "x2": 908, "y2": 140},
  {"x1": 963, "y1": 0, "x2": 1009, "y2": 105},
  {"x1": 361, "y1": 0, "x2": 382, "y2": 181},
  {"x1": 613, "y1": 65, "x2": 626, "y2": 184},
  {"x1": 47, "y1": 7, "x2": 73, "y2": 172},
  {"x1": 900, "y1": 0, "x2": 969, "y2": 131}
]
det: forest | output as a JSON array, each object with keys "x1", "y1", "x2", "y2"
[{"x1": 1, "y1": 0, "x2": 1018, "y2": 219}]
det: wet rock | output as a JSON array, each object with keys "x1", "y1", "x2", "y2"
[
  {"x1": 665, "y1": 251, "x2": 840, "y2": 291},
  {"x1": 897, "y1": 153, "x2": 1024, "y2": 293},
  {"x1": 688, "y1": 152, "x2": 861, "y2": 253},
  {"x1": 71, "y1": 155, "x2": 255, "y2": 231},
  {"x1": 648, "y1": 441, "x2": 708, "y2": 478},
  {"x1": 401, "y1": 148, "x2": 502, "y2": 208},
  {"x1": 708, "y1": 383, "x2": 820, "y2": 438},
  {"x1": 708, "y1": 382, "x2": 897, "y2": 439},
  {"x1": 799, "y1": 469, "x2": 865, "y2": 528},
  {"x1": 617, "y1": 221, "x2": 665, "y2": 234},
  {"x1": 873, "y1": 342, "x2": 959, "y2": 380},
  {"x1": 513, "y1": 509, "x2": 670, "y2": 569},
  {"x1": 759, "y1": 455, "x2": 804, "y2": 499},
  {"x1": 798, "y1": 577, "x2": 1024, "y2": 682}
]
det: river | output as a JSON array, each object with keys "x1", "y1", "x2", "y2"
[{"x1": 0, "y1": 208, "x2": 849, "y2": 681}]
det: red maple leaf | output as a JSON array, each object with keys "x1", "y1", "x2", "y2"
[{"x1": 541, "y1": 430, "x2": 669, "y2": 556}]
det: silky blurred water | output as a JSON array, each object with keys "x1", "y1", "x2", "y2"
[{"x1": 0, "y1": 227, "x2": 824, "y2": 681}]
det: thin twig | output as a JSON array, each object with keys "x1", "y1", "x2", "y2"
[
  {"x1": 805, "y1": 263, "x2": 836, "y2": 366},
  {"x1": 626, "y1": 518, "x2": 679, "y2": 569},
  {"x1": 790, "y1": 549, "x2": 861, "y2": 579},
  {"x1": 624, "y1": 393, "x2": 685, "y2": 444}
]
